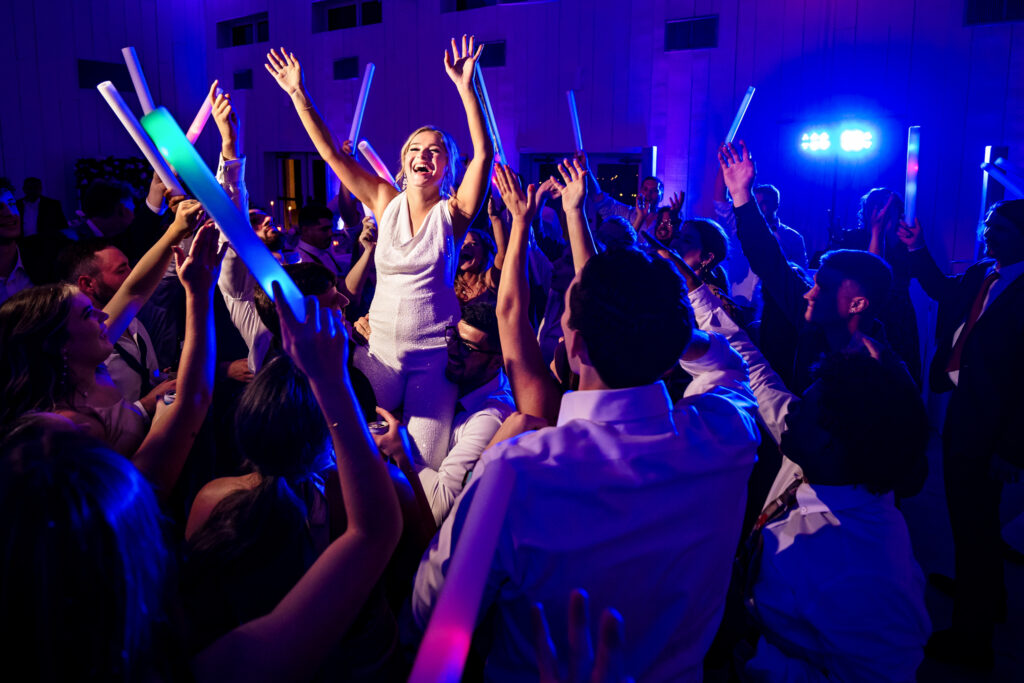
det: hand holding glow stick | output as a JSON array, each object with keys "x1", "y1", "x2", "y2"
[
  {"x1": 904, "y1": 126, "x2": 921, "y2": 224},
  {"x1": 566, "y1": 90, "x2": 584, "y2": 153},
  {"x1": 122, "y1": 46, "x2": 156, "y2": 115},
  {"x1": 186, "y1": 83, "x2": 225, "y2": 143},
  {"x1": 358, "y1": 140, "x2": 398, "y2": 188},
  {"x1": 981, "y1": 162, "x2": 1024, "y2": 198},
  {"x1": 141, "y1": 107, "x2": 306, "y2": 321},
  {"x1": 348, "y1": 63, "x2": 375, "y2": 152},
  {"x1": 97, "y1": 82, "x2": 185, "y2": 196},
  {"x1": 725, "y1": 86, "x2": 756, "y2": 144}
]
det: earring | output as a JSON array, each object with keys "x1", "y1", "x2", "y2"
[{"x1": 401, "y1": 175, "x2": 408, "y2": 191}]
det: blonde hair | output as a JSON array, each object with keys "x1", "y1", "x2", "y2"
[{"x1": 395, "y1": 126, "x2": 460, "y2": 197}]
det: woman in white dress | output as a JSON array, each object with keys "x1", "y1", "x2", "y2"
[{"x1": 266, "y1": 36, "x2": 494, "y2": 466}]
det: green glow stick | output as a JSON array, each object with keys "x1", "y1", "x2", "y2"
[{"x1": 141, "y1": 107, "x2": 306, "y2": 321}]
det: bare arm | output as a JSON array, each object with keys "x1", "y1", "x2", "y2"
[
  {"x1": 342, "y1": 217, "x2": 377, "y2": 302},
  {"x1": 194, "y1": 291, "x2": 402, "y2": 683},
  {"x1": 444, "y1": 35, "x2": 495, "y2": 242},
  {"x1": 493, "y1": 164, "x2": 561, "y2": 423},
  {"x1": 266, "y1": 48, "x2": 397, "y2": 219},
  {"x1": 552, "y1": 158, "x2": 597, "y2": 273},
  {"x1": 487, "y1": 194, "x2": 509, "y2": 289}
]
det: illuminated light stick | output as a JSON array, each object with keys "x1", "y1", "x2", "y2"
[
  {"x1": 981, "y1": 162, "x2": 1024, "y2": 198},
  {"x1": 994, "y1": 157, "x2": 1024, "y2": 184},
  {"x1": 348, "y1": 63, "x2": 376, "y2": 149},
  {"x1": 122, "y1": 47, "x2": 156, "y2": 114},
  {"x1": 97, "y1": 82, "x2": 185, "y2": 196},
  {"x1": 141, "y1": 107, "x2": 306, "y2": 321},
  {"x1": 904, "y1": 126, "x2": 921, "y2": 224},
  {"x1": 566, "y1": 90, "x2": 584, "y2": 152},
  {"x1": 725, "y1": 86, "x2": 756, "y2": 144},
  {"x1": 186, "y1": 86, "x2": 224, "y2": 144},
  {"x1": 357, "y1": 140, "x2": 398, "y2": 188},
  {"x1": 475, "y1": 69, "x2": 505, "y2": 165},
  {"x1": 409, "y1": 458, "x2": 516, "y2": 683}
]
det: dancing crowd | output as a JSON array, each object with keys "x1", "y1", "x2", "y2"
[{"x1": 1, "y1": 36, "x2": 1022, "y2": 682}]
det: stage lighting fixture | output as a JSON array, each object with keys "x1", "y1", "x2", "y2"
[
  {"x1": 840, "y1": 129, "x2": 873, "y2": 152},
  {"x1": 800, "y1": 131, "x2": 831, "y2": 152}
]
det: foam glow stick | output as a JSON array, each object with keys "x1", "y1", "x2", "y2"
[
  {"x1": 122, "y1": 47, "x2": 156, "y2": 115},
  {"x1": 409, "y1": 459, "x2": 516, "y2": 683},
  {"x1": 97, "y1": 82, "x2": 185, "y2": 196},
  {"x1": 357, "y1": 140, "x2": 398, "y2": 187},
  {"x1": 141, "y1": 107, "x2": 306, "y2": 321},
  {"x1": 904, "y1": 126, "x2": 921, "y2": 224},
  {"x1": 981, "y1": 162, "x2": 1024, "y2": 198},
  {"x1": 348, "y1": 63, "x2": 375, "y2": 147},
  {"x1": 566, "y1": 90, "x2": 584, "y2": 152},
  {"x1": 725, "y1": 86, "x2": 756, "y2": 144},
  {"x1": 186, "y1": 86, "x2": 224, "y2": 143},
  {"x1": 994, "y1": 157, "x2": 1024, "y2": 183},
  {"x1": 475, "y1": 69, "x2": 505, "y2": 165}
]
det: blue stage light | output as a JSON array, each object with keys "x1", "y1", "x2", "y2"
[
  {"x1": 800, "y1": 131, "x2": 831, "y2": 152},
  {"x1": 840, "y1": 129, "x2": 873, "y2": 152}
]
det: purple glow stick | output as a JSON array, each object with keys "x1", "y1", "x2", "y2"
[
  {"x1": 357, "y1": 140, "x2": 398, "y2": 188},
  {"x1": 186, "y1": 86, "x2": 224, "y2": 143}
]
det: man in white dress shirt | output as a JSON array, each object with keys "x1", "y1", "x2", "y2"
[{"x1": 413, "y1": 248, "x2": 760, "y2": 682}]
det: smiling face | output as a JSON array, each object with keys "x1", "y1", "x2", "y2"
[
  {"x1": 654, "y1": 209, "x2": 676, "y2": 242},
  {"x1": 445, "y1": 320, "x2": 500, "y2": 391},
  {"x1": 639, "y1": 178, "x2": 663, "y2": 208},
  {"x1": 63, "y1": 292, "x2": 113, "y2": 367},
  {"x1": 403, "y1": 130, "x2": 449, "y2": 192}
]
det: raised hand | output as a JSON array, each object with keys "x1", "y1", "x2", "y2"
[
  {"x1": 533, "y1": 588, "x2": 629, "y2": 683},
  {"x1": 718, "y1": 141, "x2": 756, "y2": 205},
  {"x1": 211, "y1": 81, "x2": 241, "y2": 159},
  {"x1": 635, "y1": 194, "x2": 650, "y2": 222},
  {"x1": 869, "y1": 193, "x2": 899, "y2": 236},
  {"x1": 273, "y1": 282, "x2": 350, "y2": 381},
  {"x1": 896, "y1": 217, "x2": 924, "y2": 250},
  {"x1": 168, "y1": 199, "x2": 205, "y2": 242},
  {"x1": 668, "y1": 191, "x2": 685, "y2": 216},
  {"x1": 493, "y1": 163, "x2": 538, "y2": 224},
  {"x1": 265, "y1": 47, "x2": 304, "y2": 96},
  {"x1": 554, "y1": 157, "x2": 589, "y2": 211},
  {"x1": 536, "y1": 176, "x2": 562, "y2": 206},
  {"x1": 358, "y1": 216, "x2": 378, "y2": 250},
  {"x1": 444, "y1": 34, "x2": 483, "y2": 92},
  {"x1": 174, "y1": 223, "x2": 228, "y2": 296},
  {"x1": 487, "y1": 191, "x2": 506, "y2": 219}
]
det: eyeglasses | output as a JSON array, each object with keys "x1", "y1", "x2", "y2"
[{"x1": 445, "y1": 325, "x2": 500, "y2": 356}]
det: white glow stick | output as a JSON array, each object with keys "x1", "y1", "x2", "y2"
[
  {"x1": 348, "y1": 63, "x2": 375, "y2": 147},
  {"x1": 186, "y1": 86, "x2": 224, "y2": 144},
  {"x1": 475, "y1": 69, "x2": 505, "y2": 165},
  {"x1": 994, "y1": 157, "x2": 1024, "y2": 183},
  {"x1": 357, "y1": 140, "x2": 398, "y2": 188},
  {"x1": 981, "y1": 162, "x2": 1024, "y2": 198},
  {"x1": 97, "y1": 81, "x2": 185, "y2": 195},
  {"x1": 121, "y1": 47, "x2": 156, "y2": 115},
  {"x1": 725, "y1": 86, "x2": 756, "y2": 144},
  {"x1": 409, "y1": 459, "x2": 516, "y2": 683},
  {"x1": 566, "y1": 90, "x2": 583, "y2": 152},
  {"x1": 904, "y1": 126, "x2": 921, "y2": 224}
]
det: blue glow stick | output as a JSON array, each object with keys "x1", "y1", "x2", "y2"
[
  {"x1": 981, "y1": 162, "x2": 1024, "y2": 198},
  {"x1": 475, "y1": 69, "x2": 505, "y2": 165},
  {"x1": 348, "y1": 63, "x2": 375, "y2": 148},
  {"x1": 725, "y1": 86, "x2": 756, "y2": 144},
  {"x1": 567, "y1": 90, "x2": 583, "y2": 152},
  {"x1": 994, "y1": 157, "x2": 1024, "y2": 184},
  {"x1": 141, "y1": 108, "x2": 306, "y2": 321},
  {"x1": 904, "y1": 126, "x2": 920, "y2": 224},
  {"x1": 122, "y1": 47, "x2": 156, "y2": 114}
]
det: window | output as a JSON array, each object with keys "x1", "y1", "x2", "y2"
[
  {"x1": 478, "y1": 40, "x2": 506, "y2": 67},
  {"x1": 965, "y1": 0, "x2": 1024, "y2": 25},
  {"x1": 665, "y1": 15, "x2": 718, "y2": 51},
  {"x1": 217, "y1": 12, "x2": 270, "y2": 48},
  {"x1": 233, "y1": 69, "x2": 254, "y2": 90},
  {"x1": 77, "y1": 59, "x2": 132, "y2": 91},
  {"x1": 333, "y1": 57, "x2": 360, "y2": 80},
  {"x1": 313, "y1": 0, "x2": 383, "y2": 32},
  {"x1": 442, "y1": 0, "x2": 551, "y2": 11}
]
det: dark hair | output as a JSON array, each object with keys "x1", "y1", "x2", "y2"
[
  {"x1": 0, "y1": 177, "x2": 14, "y2": 193},
  {"x1": 568, "y1": 248, "x2": 692, "y2": 388},
  {"x1": 297, "y1": 204, "x2": 334, "y2": 229},
  {"x1": 684, "y1": 218, "x2": 729, "y2": 270},
  {"x1": 753, "y1": 184, "x2": 780, "y2": 212},
  {"x1": 813, "y1": 352, "x2": 929, "y2": 496},
  {"x1": 0, "y1": 284, "x2": 79, "y2": 425},
  {"x1": 82, "y1": 179, "x2": 135, "y2": 219},
  {"x1": 986, "y1": 198, "x2": 1024, "y2": 234},
  {"x1": 254, "y1": 263, "x2": 337, "y2": 340},
  {"x1": 641, "y1": 176, "x2": 664, "y2": 194},
  {"x1": 0, "y1": 417, "x2": 172, "y2": 680},
  {"x1": 595, "y1": 215, "x2": 638, "y2": 251},
  {"x1": 56, "y1": 238, "x2": 115, "y2": 282},
  {"x1": 818, "y1": 249, "x2": 893, "y2": 311},
  {"x1": 461, "y1": 299, "x2": 501, "y2": 354},
  {"x1": 857, "y1": 188, "x2": 903, "y2": 230}
]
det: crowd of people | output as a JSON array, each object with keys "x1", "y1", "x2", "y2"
[{"x1": 1, "y1": 35, "x2": 1021, "y2": 682}]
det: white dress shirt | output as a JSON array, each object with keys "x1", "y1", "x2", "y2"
[
  {"x1": 0, "y1": 248, "x2": 33, "y2": 305},
  {"x1": 746, "y1": 483, "x2": 931, "y2": 682},
  {"x1": 417, "y1": 370, "x2": 515, "y2": 525},
  {"x1": 105, "y1": 317, "x2": 160, "y2": 404},
  {"x1": 413, "y1": 333, "x2": 759, "y2": 682}
]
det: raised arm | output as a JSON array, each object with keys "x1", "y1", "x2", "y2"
[
  {"x1": 194, "y1": 290, "x2": 402, "y2": 683},
  {"x1": 342, "y1": 216, "x2": 377, "y2": 302},
  {"x1": 131, "y1": 224, "x2": 223, "y2": 500},
  {"x1": 898, "y1": 218, "x2": 961, "y2": 303},
  {"x1": 445, "y1": 35, "x2": 495, "y2": 241},
  {"x1": 493, "y1": 164, "x2": 561, "y2": 423},
  {"x1": 266, "y1": 48, "x2": 397, "y2": 219},
  {"x1": 487, "y1": 193, "x2": 509, "y2": 289},
  {"x1": 552, "y1": 158, "x2": 597, "y2": 273},
  {"x1": 103, "y1": 200, "x2": 202, "y2": 342}
]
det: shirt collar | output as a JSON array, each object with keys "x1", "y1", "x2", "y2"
[
  {"x1": 1, "y1": 248, "x2": 27, "y2": 281},
  {"x1": 994, "y1": 259, "x2": 1024, "y2": 283},
  {"x1": 298, "y1": 239, "x2": 327, "y2": 256},
  {"x1": 557, "y1": 381, "x2": 673, "y2": 427},
  {"x1": 458, "y1": 370, "x2": 509, "y2": 414}
]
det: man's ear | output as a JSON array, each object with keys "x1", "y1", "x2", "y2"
[
  {"x1": 565, "y1": 326, "x2": 591, "y2": 367},
  {"x1": 848, "y1": 295, "x2": 869, "y2": 315},
  {"x1": 76, "y1": 275, "x2": 95, "y2": 297}
]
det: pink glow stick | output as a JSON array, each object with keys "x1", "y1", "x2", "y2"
[
  {"x1": 409, "y1": 459, "x2": 516, "y2": 683},
  {"x1": 122, "y1": 47, "x2": 156, "y2": 115},
  {"x1": 186, "y1": 86, "x2": 224, "y2": 143},
  {"x1": 357, "y1": 140, "x2": 398, "y2": 188}
]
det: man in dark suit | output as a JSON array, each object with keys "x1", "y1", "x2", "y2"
[
  {"x1": 901, "y1": 200, "x2": 1024, "y2": 669},
  {"x1": 16, "y1": 177, "x2": 68, "y2": 237}
]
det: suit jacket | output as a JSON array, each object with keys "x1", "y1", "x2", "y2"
[
  {"x1": 909, "y1": 249, "x2": 1024, "y2": 464},
  {"x1": 17, "y1": 196, "x2": 68, "y2": 236}
]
